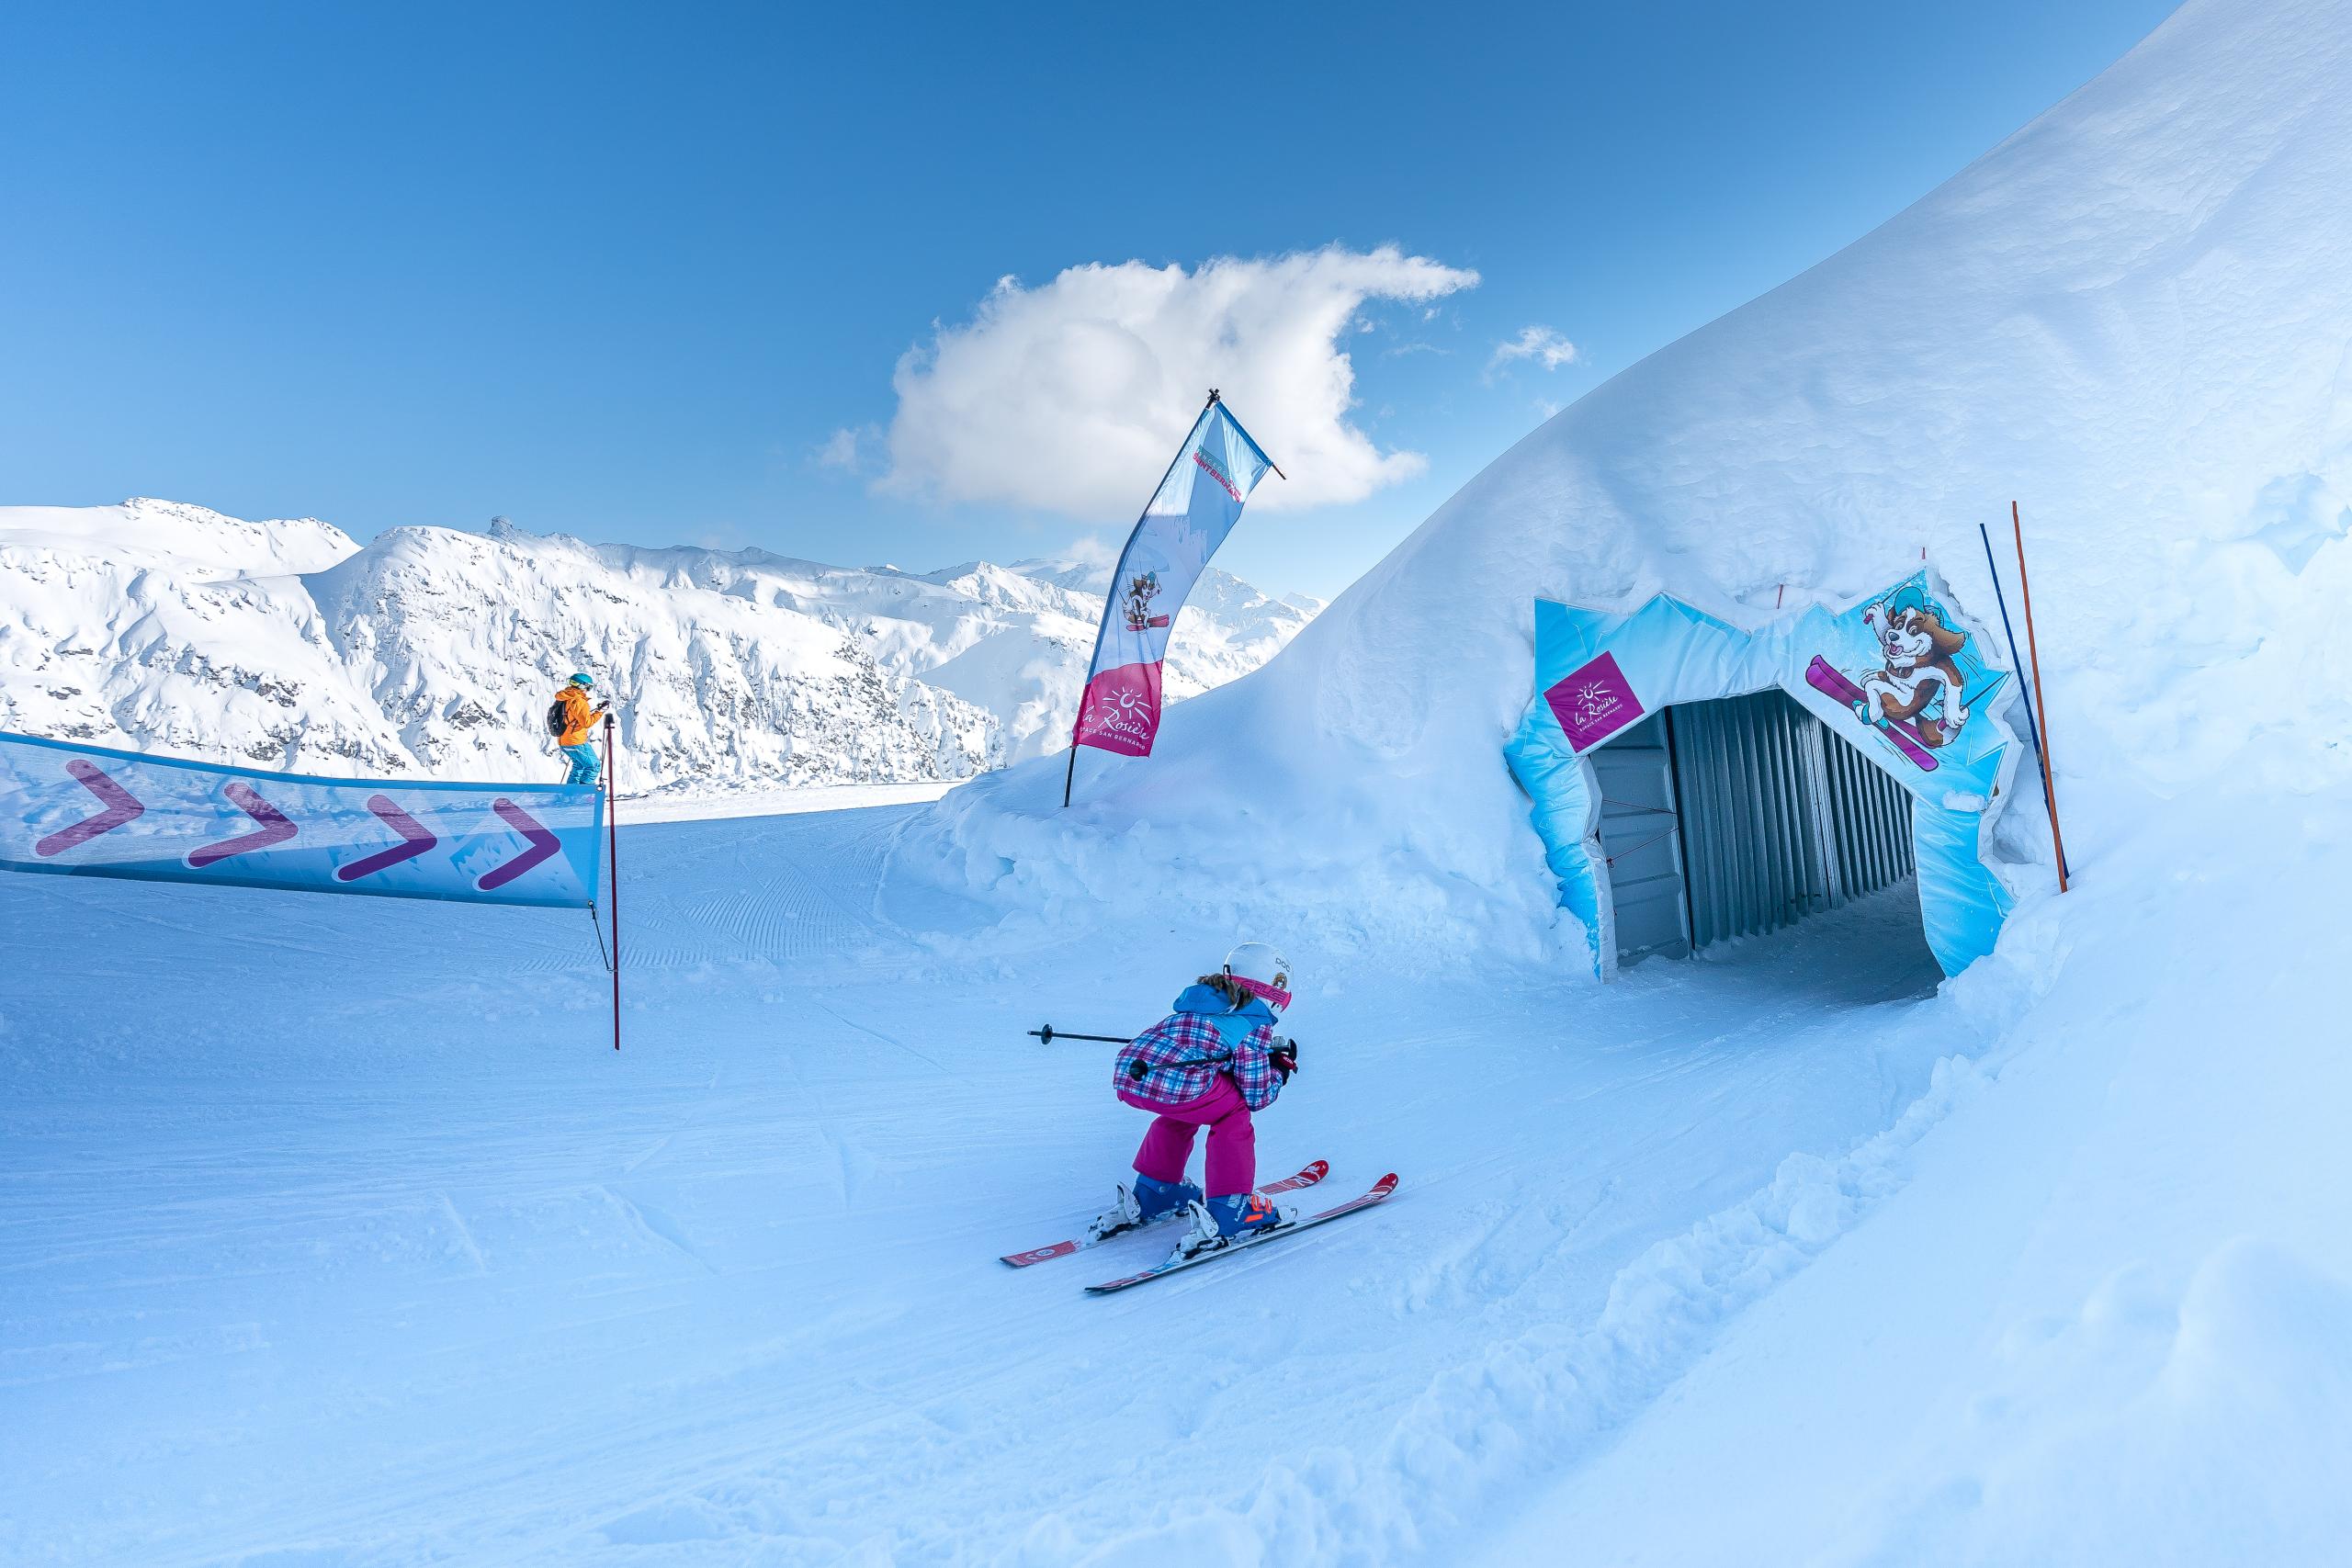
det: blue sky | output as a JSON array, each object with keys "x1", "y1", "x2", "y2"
[{"x1": 2, "y1": 1, "x2": 2178, "y2": 599}]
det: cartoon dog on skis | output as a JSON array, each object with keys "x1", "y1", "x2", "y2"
[
  {"x1": 1123, "y1": 571, "x2": 1170, "y2": 634},
  {"x1": 1857, "y1": 592, "x2": 1973, "y2": 747}
]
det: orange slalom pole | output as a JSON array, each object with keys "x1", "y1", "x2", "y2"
[{"x1": 2012, "y1": 502, "x2": 2070, "y2": 892}]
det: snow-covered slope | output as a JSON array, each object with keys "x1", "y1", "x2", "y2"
[
  {"x1": 9, "y1": 6, "x2": 2352, "y2": 1564},
  {"x1": 0, "y1": 501, "x2": 1317, "y2": 793},
  {"x1": 875, "y1": 0, "x2": 2352, "y2": 1561},
  {"x1": 926, "y1": 0, "x2": 2352, "y2": 962}
]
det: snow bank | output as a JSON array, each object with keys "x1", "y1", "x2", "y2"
[
  {"x1": 1457, "y1": 781, "x2": 2352, "y2": 1566},
  {"x1": 915, "y1": 0, "x2": 2352, "y2": 968},
  {"x1": 1838, "y1": 1236, "x2": 2352, "y2": 1566}
]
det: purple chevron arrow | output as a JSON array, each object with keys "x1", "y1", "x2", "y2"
[
  {"x1": 187, "y1": 781, "x2": 299, "y2": 867},
  {"x1": 477, "y1": 797, "x2": 561, "y2": 891},
  {"x1": 335, "y1": 795, "x2": 438, "y2": 882},
  {"x1": 34, "y1": 759, "x2": 146, "y2": 857}
]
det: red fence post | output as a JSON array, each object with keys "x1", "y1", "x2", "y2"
[{"x1": 604, "y1": 714, "x2": 620, "y2": 1049}]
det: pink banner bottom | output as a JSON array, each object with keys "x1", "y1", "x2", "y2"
[{"x1": 1072, "y1": 660, "x2": 1164, "y2": 757}]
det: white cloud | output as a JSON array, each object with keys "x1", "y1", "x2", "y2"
[
  {"x1": 816, "y1": 424, "x2": 876, "y2": 472},
  {"x1": 1488, "y1": 324, "x2": 1579, "y2": 376},
  {"x1": 877, "y1": 245, "x2": 1479, "y2": 517},
  {"x1": 1058, "y1": 532, "x2": 1119, "y2": 570}
]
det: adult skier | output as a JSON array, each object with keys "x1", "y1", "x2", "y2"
[
  {"x1": 1100, "y1": 942, "x2": 1303, "y2": 1259},
  {"x1": 548, "y1": 672, "x2": 610, "y2": 785}
]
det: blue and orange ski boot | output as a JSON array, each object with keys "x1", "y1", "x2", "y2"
[
  {"x1": 1172, "y1": 1190, "x2": 1296, "y2": 1260},
  {"x1": 1088, "y1": 1172, "x2": 1201, "y2": 1243}
]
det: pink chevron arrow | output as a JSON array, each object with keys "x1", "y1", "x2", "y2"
[
  {"x1": 34, "y1": 758, "x2": 146, "y2": 857},
  {"x1": 187, "y1": 781, "x2": 299, "y2": 867},
  {"x1": 335, "y1": 795, "x2": 438, "y2": 882},
  {"x1": 477, "y1": 797, "x2": 561, "y2": 891}
]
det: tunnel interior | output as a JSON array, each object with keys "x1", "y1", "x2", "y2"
[{"x1": 1589, "y1": 689, "x2": 1923, "y2": 967}]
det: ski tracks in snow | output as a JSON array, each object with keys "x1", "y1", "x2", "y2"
[
  {"x1": 2, "y1": 804, "x2": 2036, "y2": 1567},
  {"x1": 1079, "y1": 900, "x2": 2053, "y2": 1567}
]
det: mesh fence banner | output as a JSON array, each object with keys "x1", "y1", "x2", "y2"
[{"x1": 0, "y1": 731, "x2": 604, "y2": 909}]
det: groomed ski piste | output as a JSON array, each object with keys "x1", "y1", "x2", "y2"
[{"x1": 8, "y1": 1, "x2": 2352, "y2": 1562}]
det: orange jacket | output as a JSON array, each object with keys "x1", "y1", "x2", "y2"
[{"x1": 555, "y1": 684, "x2": 602, "y2": 747}]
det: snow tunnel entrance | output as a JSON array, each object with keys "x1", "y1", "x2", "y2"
[
  {"x1": 1506, "y1": 570, "x2": 2025, "y2": 980},
  {"x1": 1589, "y1": 691, "x2": 1919, "y2": 968}
]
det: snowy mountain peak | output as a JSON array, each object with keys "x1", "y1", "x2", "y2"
[
  {"x1": 0, "y1": 502, "x2": 1317, "y2": 795},
  {"x1": 0, "y1": 497, "x2": 359, "y2": 578}
]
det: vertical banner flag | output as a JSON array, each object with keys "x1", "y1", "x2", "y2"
[
  {"x1": 0, "y1": 731, "x2": 605, "y2": 908},
  {"x1": 1070, "y1": 393, "x2": 1279, "y2": 762}
]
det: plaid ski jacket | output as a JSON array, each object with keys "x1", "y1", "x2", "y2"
[{"x1": 1114, "y1": 986, "x2": 1285, "y2": 1111}]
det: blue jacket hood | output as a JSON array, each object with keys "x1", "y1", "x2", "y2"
[{"x1": 1171, "y1": 983, "x2": 1275, "y2": 1025}]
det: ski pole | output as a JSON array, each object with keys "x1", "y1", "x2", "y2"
[
  {"x1": 1029, "y1": 1025, "x2": 1134, "y2": 1045},
  {"x1": 1031, "y1": 1024, "x2": 1299, "y2": 1075}
]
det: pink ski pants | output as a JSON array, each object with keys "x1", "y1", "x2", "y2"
[{"x1": 1125, "y1": 1076, "x2": 1255, "y2": 1198}]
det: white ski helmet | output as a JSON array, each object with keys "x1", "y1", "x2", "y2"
[{"x1": 1223, "y1": 942, "x2": 1295, "y2": 1015}]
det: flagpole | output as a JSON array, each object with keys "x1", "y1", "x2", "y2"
[{"x1": 1063, "y1": 389, "x2": 1222, "y2": 808}]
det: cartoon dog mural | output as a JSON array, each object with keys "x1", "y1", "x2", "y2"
[{"x1": 1858, "y1": 590, "x2": 1973, "y2": 747}]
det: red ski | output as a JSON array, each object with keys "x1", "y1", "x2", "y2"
[
  {"x1": 1804, "y1": 656, "x2": 1939, "y2": 771},
  {"x1": 1000, "y1": 1159, "x2": 1329, "y2": 1269},
  {"x1": 1084, "y1": 1173, "x2": 1400, "y2": 1293}
]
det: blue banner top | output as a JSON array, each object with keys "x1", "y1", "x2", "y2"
[{"x1": 0, "y1": 730, "x2": 605, "y2": 909}]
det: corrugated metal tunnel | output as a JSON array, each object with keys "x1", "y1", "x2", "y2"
[{"x1": 1588, "y1": 688, "x2": 1917, "y2": 966}]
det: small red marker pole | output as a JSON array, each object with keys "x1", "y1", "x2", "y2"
[
  {"x1": 604, "y1": 713, "x2": 621, "y2": 1049},
  {"x1": 2011, "y1": 503, "x2": 2068, "y2": 893}
]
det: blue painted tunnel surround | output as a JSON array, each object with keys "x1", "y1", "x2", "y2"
[{"x1": 1504, "y1": 571, "x2": 2022, "y2": 978}]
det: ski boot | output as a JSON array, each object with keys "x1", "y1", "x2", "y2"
[
  {"x1": 1087, "y1": 1173, "x2": 1201, "y2": 1244},
  {"x1": 1171, "y1": 1190, "x2": 1296, "y2": 1261}
]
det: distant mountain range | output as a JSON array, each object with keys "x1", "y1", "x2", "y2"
[{"x1": 0, "y1": 499, "x2": 1320, "y2": 795}]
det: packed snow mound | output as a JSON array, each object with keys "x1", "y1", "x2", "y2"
[
  {"x1": 0, "y1": 503, "x2": 1316, "y2": 791},
  {"x1": 920, "y1": 0, "x2": 2352, "y2": 959}
]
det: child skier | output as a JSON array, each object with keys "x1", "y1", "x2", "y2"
[{"x1": 1097, "y1": 942, "x2": 1304, "y2": 1259}]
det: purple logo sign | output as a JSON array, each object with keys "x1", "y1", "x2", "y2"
[{"x1": 1545, "y1": 651, "x2": 1645, "y2": 751}]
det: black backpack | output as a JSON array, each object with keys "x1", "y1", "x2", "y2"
[{"x1": 546, "y1": 696, "x2": 570, "y2": 738}]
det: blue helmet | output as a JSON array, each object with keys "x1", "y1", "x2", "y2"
[{"x1": 570, "y1": 672, "x2": 594, "y2": 688}]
